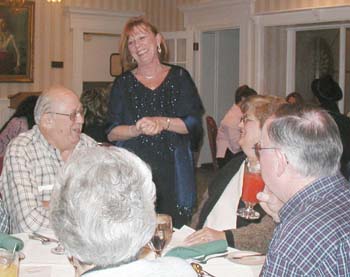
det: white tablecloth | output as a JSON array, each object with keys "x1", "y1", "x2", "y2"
[
  {"x1": 167, "y1": 226, "x2": 262, "y2": 277},
  {"x1": 15, "y1": 227, "x2": 262, "y2": 277},
  {"x1": 15, "y1": 233, "x2": 74, "y2": 277}
]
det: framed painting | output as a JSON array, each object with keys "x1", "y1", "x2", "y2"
[
  {"x1": 110, "y1": 53, "x2": 123, "y2": 77},
  {"x1": 0, "y1": 1, "x2": 34, "y2": 82}
]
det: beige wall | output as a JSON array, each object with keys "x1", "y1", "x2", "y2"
[
  {"x1": 0, "y1": 0, "x2": 200, "y2": 98},
  {"x1": 255, "y1": 0, "x2": 350, "y2": 13},
  {"x1": 263, "y1": 26, "x2": 287, "y2": 97},
  {"x1": 1, "y1": 0, "x2": 347, "y2": 98}
]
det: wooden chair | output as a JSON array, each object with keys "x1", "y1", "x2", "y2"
[
  {"x1": 0, "y1": 156, "x2": 3, "y2": 177},
  {"x1": 206, "y1": 116, "x2": 219, "y2": 171}
]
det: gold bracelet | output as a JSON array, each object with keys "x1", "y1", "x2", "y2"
[{"x1": 165, "y1": 118, "x2": 171, "y2": 130}]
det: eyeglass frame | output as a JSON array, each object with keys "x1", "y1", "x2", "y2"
[
  {"x1": 46, "y1": 108, "x2": 85, "y2": 122},
  {"x1": 253, "y1": 142, "x2": 280, "y2": 159}
]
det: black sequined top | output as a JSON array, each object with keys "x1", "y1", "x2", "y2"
[{"x1": 107, "y1": 64, "x2": 204, "y2": 227}]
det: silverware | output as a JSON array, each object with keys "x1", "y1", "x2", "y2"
[
  {"x1": 29, "y1": 233, "x2": 59, "y2": 244},
  {"x1": 33, "y1": 232, "x2": 59, "y2": 243},
  {"x1": 29, "y1": 234, "x2": 51, "y2": 245},
  {"x1": 191, "y1": 262, "x2": 217, "y2": 277},
  {"x1": 230, "y1": 253, "x2": 265, "y2": 260},
  {"x1": 192, "y1": 251, "x2": 229, "y2": 264}
]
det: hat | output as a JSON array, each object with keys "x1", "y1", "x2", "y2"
[{"x1": 311, "y1": 75, "x2": 343, "y2": 102}]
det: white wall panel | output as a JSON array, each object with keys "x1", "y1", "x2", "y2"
[
  {"x1": 263, "y1": 27, "x2": 287, "y2": 97},
  {"x1": 83, "y1": 34, "x2": 119, "y2": 82},
  {"x1": 255, "y1": 0, "x2": 350, "y2": 14}
]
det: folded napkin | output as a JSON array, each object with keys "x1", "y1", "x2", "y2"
[
  {"x1": 165, "y1": 239, "x2": 228, "y2": 259},
  {"x1": 0, "y1": 232, "x2": 24, "y2": 251}
]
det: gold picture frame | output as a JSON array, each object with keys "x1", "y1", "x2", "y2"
[
  {"x1": 110, "y1": 53, "x2": 123, "y2": 77},
  {"x1": 0, "y1": 1, "x2": 34, "y2": 82}
]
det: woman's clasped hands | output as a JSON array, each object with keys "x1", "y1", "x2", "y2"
[{"x1": 136, "y1": 117, "x2": 168, "y2": 136}]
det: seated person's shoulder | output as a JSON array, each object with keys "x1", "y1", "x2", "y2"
[
  {"x1": 93, "y1": 257, "x2": 196, "y2": 277},
  {"x1": 137, "y1": 257, "x2": 196, "y2": 277},
  {"x1": 79, "y1": 133, "x2": 98, "y2": 146},
  {"x1": 6, "y1": 127, "x2": 37, "y2": 151}
]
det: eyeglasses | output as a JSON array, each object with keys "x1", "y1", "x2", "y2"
[
  {"x1": 253, "y1": 142, "x2": 280, "y2": 159},
  {"x1": 240, "y1": 114, "x2": 256, "y2": 125},
  {"x1": 47, "y1": 108, "x2": 85, "y2": 122}
]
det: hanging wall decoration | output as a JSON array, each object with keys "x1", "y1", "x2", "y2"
[{"x1": 0, "y1": 1, "x2": 34, "y2": 82}]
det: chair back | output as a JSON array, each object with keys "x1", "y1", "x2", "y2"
[
  {"x1": 206, "y1": 116, "x2": 219, "y2": 171},
  {"x1": 0, "y1": 156, "x2": 3, "y2": 176}
]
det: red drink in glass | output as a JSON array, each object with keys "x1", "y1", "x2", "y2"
[{"x1": 241, "y1": 171, "x2": 265, "y2": 204}]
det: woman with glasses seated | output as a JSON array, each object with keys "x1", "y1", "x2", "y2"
[
  {"x1": 50, "y1": 147, "x2": 196, "y2": 277},
  {"x1": 185, "y1": 95, "x2": 285, "y2": 254}
]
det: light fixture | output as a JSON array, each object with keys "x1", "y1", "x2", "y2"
[
  {"x1": 6, "y1": 0, "x2": 25, "y2": 14},
  {"x1": 47, "y1": 0, "x2": 62, "y2": 2}
]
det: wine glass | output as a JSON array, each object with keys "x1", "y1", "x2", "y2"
[
  {"x1": 237, "y1": 163, "x2": 265, "y2": 220},
  {"x1": 149, "y1": 214, "x2": 172, "y2": 258},
  {"x1": 51, "y1": 241, "x2": 65, "y2": 255}
]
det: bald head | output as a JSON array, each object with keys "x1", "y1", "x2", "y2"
[
  {"x1": 35, "y1": 85, "x2": 84, "y2": 156},
  {"x1": 34, "y1": 86, "x2": 78, "y2": 124}
]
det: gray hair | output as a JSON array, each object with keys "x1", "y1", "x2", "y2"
[
  {"x1": 34, "y1": 85, "x2": 77, "y2": 124},
  {"x1": 34, "y1": 93, "x2": 52, "y2": 124},
  {"x1": 50, "y1": 146, "x2": 156, "y2": 267},
  {"x1": 267, "y1": 104, "x2": 343, "y2": 178}
]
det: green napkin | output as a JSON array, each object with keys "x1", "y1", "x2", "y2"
[
  {"x1": 0, "y1": 233, "x2": 24, "y2": 251},
  {"x1": 165, "y1": 239, "x2": 228, "y2": 259}
]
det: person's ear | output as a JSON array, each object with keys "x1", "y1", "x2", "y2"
[
  {"x1": 155, "y1": 33, "x2": 162, "y2": 47},
  {"x1": 276, "y1": 149, "x2": 288, "y2": 177},
  {"x1": 41, "y1": 113, "x2": 54, "y2": 129}
]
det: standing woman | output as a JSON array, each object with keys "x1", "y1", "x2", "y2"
[{"x1": 107, "y1": 17, "x2": 204, "y2": 228}]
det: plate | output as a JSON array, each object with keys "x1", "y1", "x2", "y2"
[{"x1": 226, "y1": 251, "x2": 265, "y2": 266}]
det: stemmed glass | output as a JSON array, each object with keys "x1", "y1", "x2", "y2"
[
  {"x1": 149, "y1": 214, "x2": 173, "y2": 258},
  {"x1": 51, "y1": 241, "x2": 65, "y2": 255},
  {"x1": 237, "y1": 163, "x2": 265, "y2": 220}
]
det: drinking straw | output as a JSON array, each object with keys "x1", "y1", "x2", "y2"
[{"x1": 11, "y1": 243, "x2": 16, "y2": 262}]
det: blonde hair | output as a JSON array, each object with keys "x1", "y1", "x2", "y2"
[
  {"x1": 240, "y1": 95, "x2": 286, "y2": 127},
  {"x1": 119, "y1": 16, "x2": 168, "y2": 70}
]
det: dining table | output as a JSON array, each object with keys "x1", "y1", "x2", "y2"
[{"x1": 14, "y1": 226, "x2": 263, "y2": 277}]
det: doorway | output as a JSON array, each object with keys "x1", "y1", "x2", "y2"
[
  {"x1": 82, "y1": 33, "x2": 119, "y2": 92},
  {"x1": 199, "y1": 29, "x2": 240, "y2": 165}
]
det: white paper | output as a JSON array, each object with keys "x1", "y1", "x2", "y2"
[
  {"x1": 20, "y1": 266, "x2": 52, "y2": 277},
  {"x1": 37, "y1": 185, "x2": 53, "y2": 192},
  {"x1": 167, "y1": 225, "x2": 195, "y2": 248}
]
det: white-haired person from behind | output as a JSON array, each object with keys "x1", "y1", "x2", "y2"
[{"x1": 50, "y1": 146, "x2": 196, "y2": 277}]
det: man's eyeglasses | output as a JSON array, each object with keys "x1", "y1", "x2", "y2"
[
  {"x1": 253, "y1": 142, "x2": 280, "y2": 159},
  {"x1": 47, "y1": 108, "x2": 85, "y2": 122}
]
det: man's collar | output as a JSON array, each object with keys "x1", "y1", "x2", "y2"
[
  {"x1": 34, "y1": 125, "x2": 64, "y2": 161},
  {"x1": 278, "y1": 174, "x2": 346, "y2": 222}
]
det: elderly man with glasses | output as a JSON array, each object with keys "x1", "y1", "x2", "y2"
[
  {"x1": 0, "y1": 86, "x2": 97, "y2": 233},
  {"x1": 258, "y1": 104, "x2": 350, "y2": 276}
]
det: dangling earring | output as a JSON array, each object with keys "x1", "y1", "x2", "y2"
[
  {"x1": 131, "y1": 57, "x2": 136, "y2": 63},
  {"x1": 157, "y1": 45, "x2": 161, "y2": 54}
]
